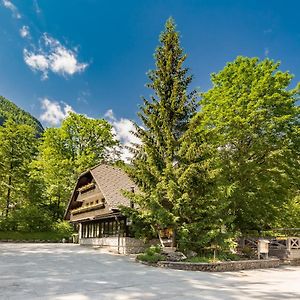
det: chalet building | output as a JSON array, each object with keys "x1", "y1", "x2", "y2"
[{"x1": 64, "y1": 164, "x2": 150, "y2": 254}]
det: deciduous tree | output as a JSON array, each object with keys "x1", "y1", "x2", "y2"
[
  {"x1": 32, "y1": 112, "x2": 119, "y2": 219},
  {"x1": 190, "y1": 57, "x2": 300, "y2": 232}
]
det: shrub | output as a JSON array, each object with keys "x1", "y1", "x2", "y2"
[
  {"x1": 52, "y1": 221, "x2": 73, "y2": 239},
  {"x1": 241, "y1": 246, "x2": 256, "y2": 258},
  {"x1": 185, "y1": 252, "x2": 241, "y2": 263},
  {"x1": 0, "y1": 206, "x2": 53, "y2": 232},
  {"x1": 137, "y1": 245, "x2": 165, "y2": 263}
]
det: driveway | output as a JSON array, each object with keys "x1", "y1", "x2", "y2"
[{"x1": 0, "y1": 243, "x2": 299, "y2": 300}]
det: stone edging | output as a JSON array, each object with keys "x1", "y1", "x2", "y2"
[{"x1": 137, "y1": 258, "x2": 281, "y2": 272}]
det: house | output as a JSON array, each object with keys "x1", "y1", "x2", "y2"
[{"x1": 64, "y1": 164, "x2": 149, "y2": 254}]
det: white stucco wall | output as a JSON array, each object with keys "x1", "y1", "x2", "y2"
[{"x1": 79, "y1": 237, "x2": 158, "y2": 254}]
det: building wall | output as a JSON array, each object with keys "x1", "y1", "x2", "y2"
[{"x1": 79, "y1": 237, "x2": 159, "y2": 254}]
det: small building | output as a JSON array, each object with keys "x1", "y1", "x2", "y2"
[{"x1": 64, "y1": 164, "x2": 149, "y2": 254}]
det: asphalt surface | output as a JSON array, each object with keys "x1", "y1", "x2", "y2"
[{"x1": 0, "y1": 243, "x2": 299, "y2": 300}]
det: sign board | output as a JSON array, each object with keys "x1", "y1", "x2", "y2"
[{"x1": 258, "y1": 239, "x2": 269, "y2": 254}]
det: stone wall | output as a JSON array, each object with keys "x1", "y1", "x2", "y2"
[
  {"x1": 157, "y1": 259, "x2": 280, "y2": 272},
  {"x1": 79, "y1": 237, "x2": 159, "y2": 254},
  {"x1": 269, "y1": 249, "x2": 300, "y2": 260}
]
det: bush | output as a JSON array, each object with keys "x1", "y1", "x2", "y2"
[
  {"x1": 0, "y1": 206, "x2": 53, "y2": 232},
  {"x1": 52, "y1": 221, "x2": 73, "y2": 239},
  {"x1": 185, "y1": 252, "x2": 241, "y2": 263},
  {"x1": 137, "y1": 245, "x2": 165, "y2": 263},
  {"x1": 241, "y1": 246, "x2": 256, "y2": 258},
  {"x1": 0, "y1": 214, "x2": 18, "y2": 231}
]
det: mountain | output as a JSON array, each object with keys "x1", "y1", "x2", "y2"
[{"x1": 0, "y1": 96, "x2": 44, "y2": 134}]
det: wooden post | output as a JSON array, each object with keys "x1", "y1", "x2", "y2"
[{"x1": 78, "y1": 223, "x2": 82, "y2": 240}]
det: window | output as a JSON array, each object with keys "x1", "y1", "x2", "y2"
[{"x1": 80, "y1": 218, "x2": 127, "y2": 238}]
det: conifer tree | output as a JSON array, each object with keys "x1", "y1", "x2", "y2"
[{"x1": 124, "y1": 18, "x2": 197, "y2": 246}]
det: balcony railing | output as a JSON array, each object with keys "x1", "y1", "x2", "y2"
[{"x1": 71, "y1": 202, "x2": 105, "y2": 215}]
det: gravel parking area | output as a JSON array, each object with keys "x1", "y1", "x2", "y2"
[{"x1": 0, "y1": 243, "x2": 299, "y2": 300}]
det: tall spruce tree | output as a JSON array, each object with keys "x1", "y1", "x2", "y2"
[{"x1": 123, "y1": 18, "x2": 197, "y2": 246}]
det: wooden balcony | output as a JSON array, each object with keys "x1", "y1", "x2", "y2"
[{"x1": 71, "y1": 203, "x2": 105, "y2": 215}]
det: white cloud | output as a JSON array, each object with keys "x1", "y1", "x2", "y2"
[
  {"x1": 40, "y1": 98, "x2": 73, "y2": 126},
  {"x1": 23, "y1": 33, "x2": 88, "y2": 79},
  {"x1": 19, "y1": 25, "x2": 30, "y2": 38},
  {"x1": 24, "y1": 49, "x2": 49, "y2": 79},
  {"x1": 105, "y1": 109, "x2": 141, "y2": 163},
  {"x1": 33, "y1": 0, "x2": 41, "y2": 14},
  {"x1": 2, "y1": 0, "x2": 21, "y2": 19},
  {"x1": 104, "y1": 109, "x2": 115, "y2": 121},
  {"x1": 264, "y1": 48, "x2": 270, "y2": 57}
]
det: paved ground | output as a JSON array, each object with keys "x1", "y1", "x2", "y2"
[{"x1": 0, "y1": 243, "x2": 299, "y2": 300}]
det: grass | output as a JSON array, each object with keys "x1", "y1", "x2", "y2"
[{"x1": 0, "y1": 231, "x2": 68, "y2": 241}]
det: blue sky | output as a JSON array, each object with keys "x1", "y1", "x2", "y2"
[{"x1": 0, "y1": 0, "x2": 299, "y2": 132}]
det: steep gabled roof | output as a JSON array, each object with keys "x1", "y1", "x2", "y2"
[
  {"x1": 90, "y1": 164, "x2": 134, "y2": 209},
  {"x1": 64, "y1": 164, "x2": 136, "y2": 220}
]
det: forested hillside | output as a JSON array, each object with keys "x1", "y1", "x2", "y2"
[{"x1": 0, "y1": 96, "x2": 44, "y2": 134}]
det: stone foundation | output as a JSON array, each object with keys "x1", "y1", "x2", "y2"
[
  {"x1": 79, "y1": 237, "x2": 158, "y2": 254},
  {"x1": 156, "y1": 258, "x2": 280, "y2": 272},
  {"x1": 269, "y1": 249, "x2": 300, "y2": 260}
]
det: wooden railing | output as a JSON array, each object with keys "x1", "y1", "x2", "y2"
[
  {"x1": 240, "y1": 237, "x2": 300, "y2": 250},
  {"x1": 287, "y1": 237, "x2": 300, "y2": 250}
]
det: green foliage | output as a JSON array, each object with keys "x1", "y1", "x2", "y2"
[
  {"x1": 0, "y1": 96, "x2": 44, "y2": 135},
  {"x1": 0, "y1": 206, "x2": 53, "y2": 232},
  {"x1": 241, "y1": 246, "x2": 256, "y2": 258},
  {"x1": 275, "y1": 195, "x2": 300, "y2": 228},
  {"x1": 31, "y1": 112, "x2": 119, "y2": 220},
  {"x1": 13, "y1": 206, "x2": 53, "y2": 232},
  {"x1": 0, "y1": 119, "x2": 39, "y2": 217},
  {"x1": 123, "y1": 18, "x2": 197, "y2": 247},
  {"x1": 52, "y1": 221, "x2": 74, "y2": 238},
  {"x1": 0, "y1": 231, "x2": 68, "y2": 241},
  {"x1": 189, "y1": 56, "x2": 300, "y2": 232},
  {"x1": 137, "y1": 245, "x2": 164, "y2": 263},
  {"x1": 120, "y1": 206, "x2": 156, "y2": 240},
  {"x1": 185, "y1": 252, "x2": 241, "y2": 263}
]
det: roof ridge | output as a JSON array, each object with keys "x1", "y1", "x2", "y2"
[{"x1": 77, "y1": 161, "x2": 115, "y2": 178}]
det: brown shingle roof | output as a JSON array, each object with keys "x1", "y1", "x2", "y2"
[
  {"x1": 90, "y1": 164, "x2": 136, "y2": 209},
  {"x1": 64, "y1": 164, "x2": 137, "y2": 220}
]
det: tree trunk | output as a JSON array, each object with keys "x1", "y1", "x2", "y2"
[{"x1": 5, "y1": 174, "x2": 12, "y2": 217}]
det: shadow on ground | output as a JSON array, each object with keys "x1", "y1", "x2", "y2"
[{"x1": 0, "y1": 243, "x2": 299, "y2": 300}]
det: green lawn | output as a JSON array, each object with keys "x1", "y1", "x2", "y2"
[{"x1": 0, "y1": 231, "x2": 68, "y2": 241}]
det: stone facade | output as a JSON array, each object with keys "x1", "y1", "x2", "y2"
[
  {"x1": 156, "y1": 258, "x2": 280, "y2": 272},
  {"x1": 79, "y1": 237, "x2": 159, "y2": 254}
]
